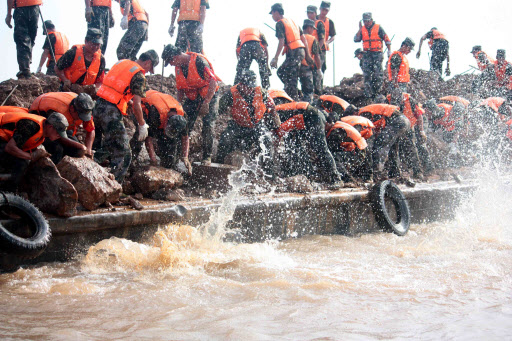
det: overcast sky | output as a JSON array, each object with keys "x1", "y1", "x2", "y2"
[{"x1": 2, "y1": 0, "x2": 512, "y2": 88}]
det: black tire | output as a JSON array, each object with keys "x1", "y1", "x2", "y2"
[
  {"x1": 371, "y1": 180, "x2": 411, "y2": 236},
  {"x1": 0, "y1": 193, "x2": 51, "y2": 259}
]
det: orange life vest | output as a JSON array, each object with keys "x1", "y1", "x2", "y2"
[
  {"x1": 0, "y1": 112, "x2": 45, "y2": 151},
  {"x1": 279, "y1": 18, "x2": 305, "y2": 52},
  {"x1": 475, "y1": 51, "x2": 494, "y2": 71},
  {"x1": 312, "y1": 20, "x2": 322, "y2": 46},
  {"x1": 493, "y1": 61, "x2": 512, "y2": 89},
  {"x1": 428, "y1": 29, "x2": 446, "y2": 49},
  {"x1": 434, "y1": 103, "x2": 456, "y2": 132},
  {"x1": 276, "y1": 102, "x2": 309, "y2": 112},
  {"x1": 142, "y1": 90, "x2": 184, "y2": 130},
  {"x1": 275, "y1": 102, "x2": 309, "y2": 137},
  {"x1": 440, "y1": 96, "x2": 470, "y2": 108},
  {"x1": 29, "y1": 92, "x2": 87, "y2": 136},
  {"x1": 340, "y1": 115, "x2": 374, "y2": 139},
  {"x1": 387, "y1": 93, "x2": 417, "y2": 127},
  {"x1": 479, "y1": 97, "x2": 506, "y2": 114},
  {"x1": 96, "y1": 59, "x2": 145, "y2": 115},
  {"x1": 361, "y1": 24, "x2": 382, "y2": 52},
  {"x1": 13, "y1": 0, "x2": 42, "y2": 8},
  {"x1": 0, "y1": 106, "x2": 29, "y2": 114},
  {"x1": 320, "y1": 95, "x2": 349, "y2": 112},
  {"x1": 327, "y1": 121, "x2": 367, "y2": 152},
  {"x1": 63, "y1": 45, "x2": 102, "y2": 86},
  {"x1": 237, "y1": 28, "x2": 263, "y2": 55},
  {"x1": 91, "y1": 0, "x2": 111, "y2": 7},
  {"x1": 268, "y1": 89, "x2": 293, "y2": 104},
  {"x1": 358, "y1": 104, "x2": 399, "y2": 131},
  {"x1": 177, "y1": 0, "x2": 201, "y2": 22},
  {"x1": 47, "y1": 31, "x2": 69, "y2": 66},
  {"x1": 387, "y1": 51, "x2": 410, "y2": 83},
  {"x1": 230, "y1": 86, "x2": 267, "y2": 128},
  {"x1": 121, "y1": 0, "x2": 148, "y2": 23},
  {"x1": 301, "y1": 34, "x2": 317, "y2": 66},
  {"x1": 175, "y1": 52, "x2": 220, "y2": 101},
  {"x1": 318, "y1": 17, "x2": 330, "y2": 51}
]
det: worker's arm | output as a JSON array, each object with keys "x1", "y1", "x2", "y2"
[
  {"x1": 416, "y1": 34, "x2": 427, "y2": 59},
  {"x1": 5, "y1": 0, "x2": 13, "y2": 28},
  {"x1": 198, "y1": 77, "x2": 217, "y2": 117},
  {"x1": 271, "y1": 38, "x2": 285, "y2": 68},
  {"x1": 177, "y1": 89, "x2": 185, "y2": 103},
  {"x1": 445, "y1": 53, "x2": 451, "y2": 76},
  {"x1": 170, "y1": 7, "x2": 178, "y2": 26},
  {"x1": 84, "y1": 130, "x2": 95, "y2": 156},
  {"x1": 180, "y1": 134, "x2": 191, "y2": 175},
  {"x1": 385, "y1": 41, "x2": 391, "y2": 58},
  {"x1": 37, "y1": 50, "x2": 50, "y2": 73},
  {"x1": 199, "y1": 4, "x2": 206, "y2": 25},
  {"x1": 84, "y1": 0, "x2": 93, "y2": 22},
  {"x1": 132, "y1": 95, "x2": 145, "y2": 126},
  {"x1": 5, "y1": 139, "x2": 31, "y2": 160},
  {"x1": 60, "y1": 136, "x2": 87, "y2": 152},
  {"x1": 354, "y1": 20, "x2": 363, "y2": 42},
  {"x1": 145, "y1": 137, "x2": 158, "y2": 165},
  {"x1": 301, "y1": 34, "x2": 314, "y2": 66},
  {"x1": 55, "y1": 67, "x2": 72, "y2": 89}
]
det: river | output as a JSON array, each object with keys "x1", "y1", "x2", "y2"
[{"x1": 0, "y1": 172, "x2": 511, "y2": 340}]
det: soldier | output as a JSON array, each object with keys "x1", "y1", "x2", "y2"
[
  {"x1": 36, "y1": 20, "x2": 69, "y2": 76},
  {"x1": 117, "y1": 0, "x2": 149, "y2": 61},
  {"x1": 29, "y1": 92, "x2": 95, "y2": 164},
  {"x1": 85, "y1": 0, "x2": 115, "y2": 55},
  {"x1": 215, "y1": 70, "x2": 280, "y2": 177},
  {"x1": 55, "y1": 28, "x2": 106, "y2": 93},
  {"x1": 161, "y1": 44, "x2": 221, "y2": 164},
  {"x1": 299, "y1": 19, "x2": 321, "y2": 102},
  {"x1": 416, "y1": 27, "x2": 450, "y2": 77},
  {"x1": 275, "y1": 101, "x2": 343, "y2": 187},
  {"x1": 354, "y1": 48, "x2": 364, "y2": 71},
  {"x1": 0, "y1": 111, "x2": 69, "y2": 191},
  {"x1": 473, "y1": 50, "x2": 512, "y2": 99},
  {"x1": 234, "y1": 27, "x2": 270, "y2": 90},
  {"x1": 269, "y1": 3, "x2": 312, "y2": 101},
  {"x1": 471, "y1": 45, "x2": 494, "y2": 72},
  {"x1": 169, "y1": 0, "x2": 209, "y2": 54},
  {"x1": 354, "y1": 12, "x2": 391, "y2": 100},
  {"x1": 93, "y1": 50, "x2": 159, "y2": 183},
  {"x1": 135, "y1": 90, "x2": 191, "y2": 174},
  {"x1": 316, "y1": 1, "x2": 336, "y2": 79},
  {"x1": 387, "y1": 37, "x2": 415, "y2": 95},
  {"x1": 5, "y1": 0, "x2": 43, "y2": 79},
  {"x1": 306, "y1": 5, "x2": 325, "y2": 94}
]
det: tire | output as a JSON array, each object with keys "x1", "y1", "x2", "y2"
[
  {"x1": 0, "y1": 193, "x2": 51, "y2": 259},
  {"x1": 371, "y1": 180, "x2": 411, "y2": 236}
]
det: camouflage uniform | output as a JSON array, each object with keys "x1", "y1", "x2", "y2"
[
  {"x1": 234, "y1": 40, "x2": 270, "y2": 90},
  {"x1": 117, "y1": 20, "x2": 148, "y2": 61},
  {"x1": 172, "y1": 0, "x2": 209, "y2": 53},
  {"x1": 13, "y1": 5, "x2": 40, "y2": 77},
  {"x1": 88, "y1": 6, "x2": 113, "y2": 55}
]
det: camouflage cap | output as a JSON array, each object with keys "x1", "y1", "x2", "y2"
[
  {"x1": 162, "y1": 44, "x2": 182, "y2": 66},
  {"x1": 471, "y1": 45, "x2": 482, "y2": 53},
  {"x1": 46, "y1": 112, "x2": 69, "y2": 138},
  {"x1": 269, "y1": 3, "x2": 284, "y2": 14},
  {"x1": 85, "y1": 28, "x2": 103, "y2": 45},
  {"x1": 303, "y1": 19, "x2": 317, "y2": 30},
  {"x1": 320, "y1": 1, "x2": 331, "y2": 9},
  {"x1": 306, "y1": 5, "x2": 317, "y2": 13}
]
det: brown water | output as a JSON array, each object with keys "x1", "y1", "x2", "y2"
[{"x1": 1, "y1": 177, "x2": 511, "y2": 340}]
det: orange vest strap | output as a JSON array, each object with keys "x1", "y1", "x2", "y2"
[
  {"x1": 301, "y1": 34, "x2": 317, "y2": 66},
  {"x1": 178, "y1": 0, "x2": 201, "y2": 22},
  {"x1": 361, "y1": 24, "x2": 382, "y2": 52},
  {"x1": 91, "y1": 0, "x2": 111, "y2": 7},
  {"x1": 63, "y1": 45, "x2": 102, "y2": 86},
  {"x1": 121, "y1": 0, "x2": 148, "y2": 22},
  {"x1": 387, "y1": 51, "x2": 410, "y2": 83},
  {"x1": 175, "y1": 53, "x2": 219, "y2": 101},
  {"x1": 230, "y1": 86, "x2": 267, "y2": 128},
  {"x1": 13, "y1": 0, "x2": 42, "y2": 8},
  {"x1": 280, "y1": 18, "x2": 305, "y2": 52}
]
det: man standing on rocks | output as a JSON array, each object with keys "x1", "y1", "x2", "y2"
[
  {"x1": 471, "y1": 45, "x2": 494, "y2": 72},
  {"x1": 354, "y1": 12, "x2": 391, "y2": 100},
  {"x1": 0, "y1": 110, "x2": 69, "y2": 192},
  {"x1": 387, "y1": 38, "x2": 414, "y2": 95},
  {"x1": 416, "y1": 27, "x2": 450, "y2": 77},
  {"x1": 55, "y1": 28, "x2": 106, "y2": 93},
  {"x1": 36, "y1": 20, "x2": 69, "y2": 76},
  {"x1": 161, "y1": 44, "x2": 221, "y2": 165},
  {"x1": 354, "y1": 48, "x2": 364, "y2": 71},
  {"x1": 300, "y1": 19, "x2": 321, "y2": 102},
  {"x1": 269, "y1": 3, "x2": 311, "y2": 101},
  {"x1": 306, "y1": 5, "x2": 324, "y2": 95},
  {"x1": 85, "y1": 0, "x2": 115, "y2": 55},
  {"x1": 216, "y1": 70, "x2": 280, "y2": 177},
  {"x1": 234, "y1": 27, "x2": 270, "y2": 90},
  {"x1": 5, "y1": 0, "x2": 42, "y2": 79},
  {"x1": 316, "y1": 1, "x2": 336, "y2": 87},
  {"x1": 169, "y1": 0, "x2": 209, "y2": 54},
  {"x1": 93, "y1": 50, "x2": 159, "y2": 183},
  {"x1": 116, "y1": 0, "x2": 149, "y2": 61},
  {"x1": 29, "y1": 92, "x2": 95, "y2": 163}
]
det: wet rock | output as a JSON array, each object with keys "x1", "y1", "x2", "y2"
[
  {"x1": 129, "y1": 165, "x2": 184, "y2": 196},
  {"x1": 0, "y1": 75, "x2": 60, "y2": 108},
  {"x1": 152, "y1": 188, "x2": 185, "y2": 201},
  {"x1": 19, "y1": 157, "x2": 78, "y2": 217},
  {"x1": 57, "y1": 156, "x2": 122, "y2": 211},
  {"x1": 224, "y1": 151, "x2": 250, "y2": 168},
  {"x1": 276, "y1": 175, "x2": 313, "y2": 193},
  {"x1": 133, "y1": 193, "x2": 143, "y2": 200}
]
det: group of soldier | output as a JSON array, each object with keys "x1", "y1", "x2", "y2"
[{"x1": 2, "y1": 0, "x2": 512, "y2": 195}]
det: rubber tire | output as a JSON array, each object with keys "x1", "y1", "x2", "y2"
[
  {"x1": 371, "y1": 180, "x2": 411, "y2": 236},
  {"x1": 0, "y1": 193, "x2": 51, "y2": 259}
]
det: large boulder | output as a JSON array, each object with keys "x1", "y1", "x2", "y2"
[
  {"x1": 57, "y1": 156, "x2": 122, "y2": 210},
  {"x1": 19, "y1": 157, "x2": 78, "y2": 217},
  {"x1": 129, "y1": 166, "x2": 184, "y2": 196}
]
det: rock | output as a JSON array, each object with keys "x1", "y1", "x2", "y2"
[
  {"x1": 57, "y1": 156, "x2": 122, "y2": 211},
  {"x1": 19, "y1": 157, "x2": 78, "y2": 217},
  {"x1": 152, "y1": 188, "x2": 185, "y2": 201},
  {"x1": 224, "y1": 151, "x2": 250, "y2": 168},
  {"x1": 276, "y1": 175, "x2": 313, "y2": 193},
  {"x1": 129, "y1": 165, "x2": 184, "y2": 195},
  {"x1": 133, "y1": 193, "x2": 143, "y2": 200}
]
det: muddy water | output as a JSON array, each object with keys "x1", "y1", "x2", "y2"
[{"x1": 1, "y1": 177, "x2": 511, "y2": 340}]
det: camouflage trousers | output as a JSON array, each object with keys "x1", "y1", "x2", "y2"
[
  {"x1": 117, "y1": 20, "x2": 148, "y2": 61},
  {"x1": 92, "y1": 99, "x2": 132, "y2": 183},
  {"x1": 175, "y1": 20, "x2": 203, "y2": 53},
  {"x1": 88, "y1": 6, "x2": 112, "y2": 55},
  {"x1": 13, "y1": 6, "x2": 39, "y2": 74}
]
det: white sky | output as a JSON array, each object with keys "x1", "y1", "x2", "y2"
[{"x1": 2, "y1": 0, "x2": 512, "y2": 87}]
